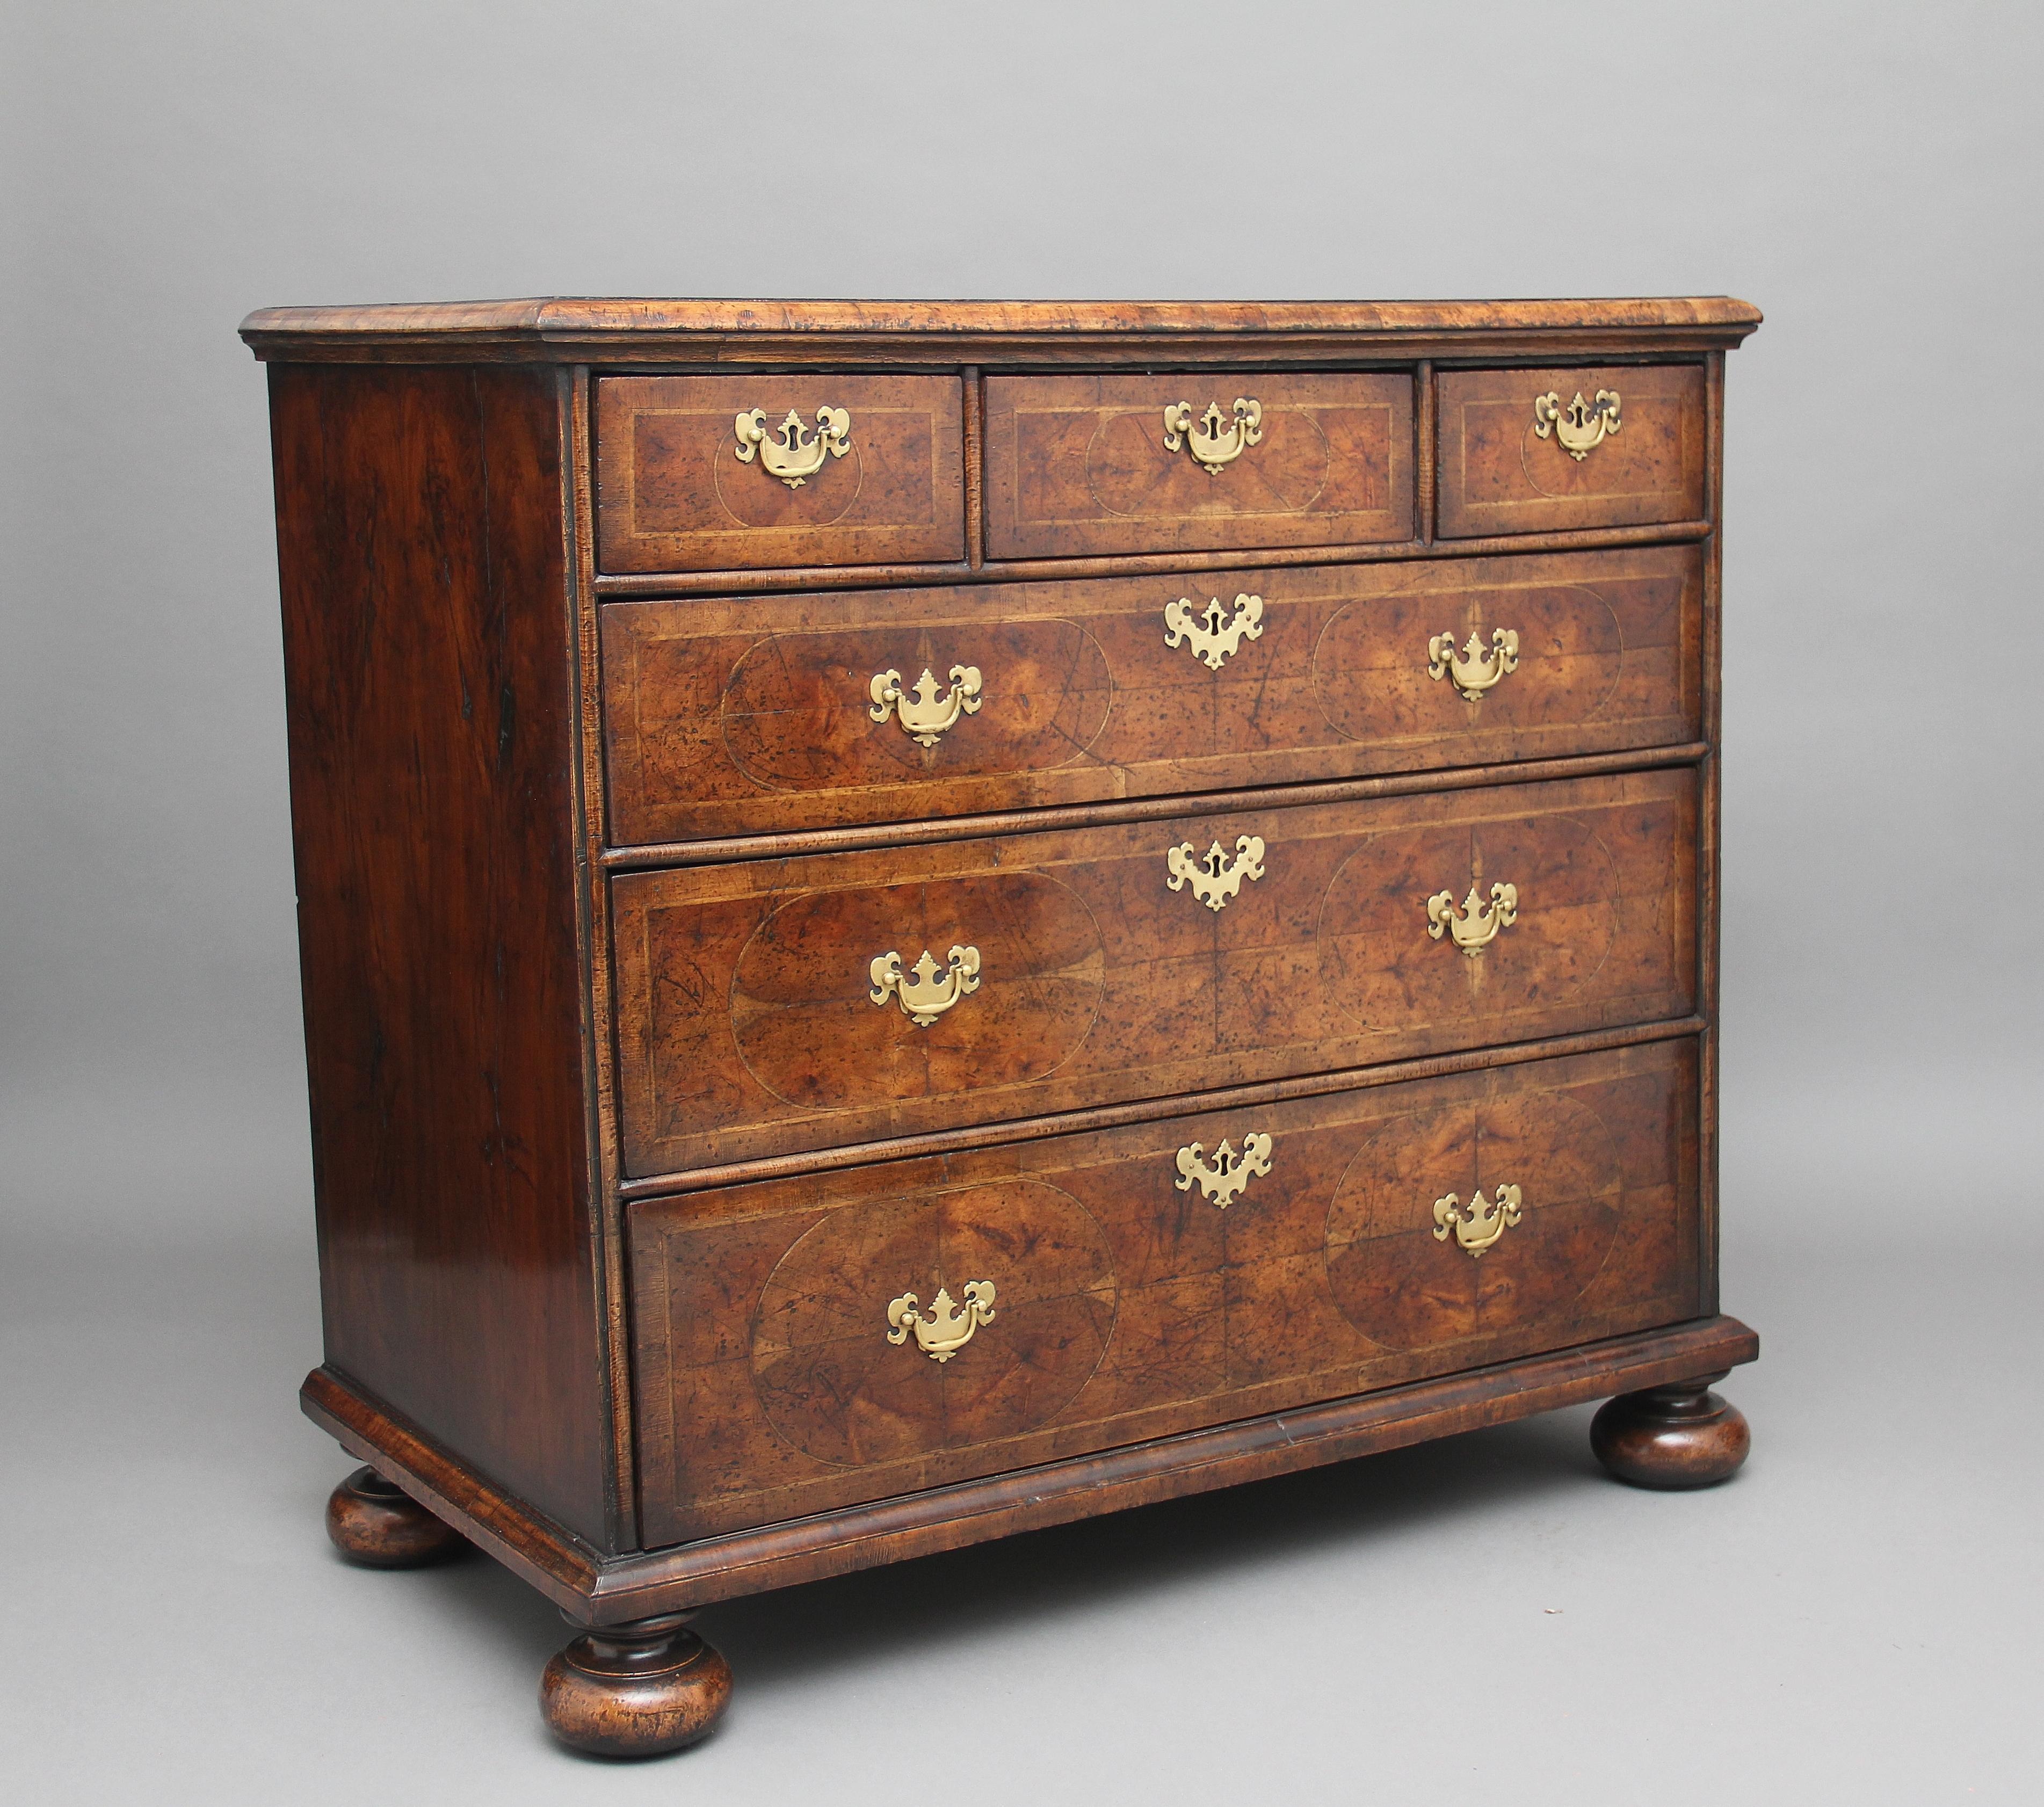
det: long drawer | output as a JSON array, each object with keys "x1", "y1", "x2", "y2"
[
  {"x1": 630, "y1": 1036, "x2": 1701, "y2": 1543},
  {"x1": 611, "y1": 767, "x2": 1697, "y2": 1177},
  {"x1": 600, "y1": 546, "x2": 1701, "y2": 846}
]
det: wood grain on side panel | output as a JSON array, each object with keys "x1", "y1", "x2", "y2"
[
  {"x1": 630, "y1": 1038, "x2": 1700, "y2": 1544},
  {"x1": 269, "y1": 363, "x2": 608, "y2": 1545},
  {"x1": 599, "y1": 546, "x2": 1702, "y2": 845},
  {"x1": 610, "y1": 768, "x2": 1698, "y2": 1177}
]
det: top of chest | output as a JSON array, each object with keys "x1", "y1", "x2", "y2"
[
  {"x1": 243, "y1": 298, "x2": 1758, "y2": 580},
  {"x1": 240, "y1": 295, "x2": 1761, "y2": 364}
]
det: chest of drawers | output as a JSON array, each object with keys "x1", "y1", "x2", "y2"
[{"x1": 243, "y1": 296, "x2": 1761, "y2": 1758}]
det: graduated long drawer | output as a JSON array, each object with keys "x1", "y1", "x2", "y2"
[
  {"x1": 610, "y1": 767, "x2": 1697, "y2": 1177},
  {"x1": 599, "y1": 545, "x2": 1701, "y2": 846},
  {"x1": 630, "y1": 1036, "x2": 1701, "y2": 1543}
]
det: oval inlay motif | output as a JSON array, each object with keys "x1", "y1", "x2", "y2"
[
  {"x1": 1083, "y1": 408, "x2": 1331, "y2": 520},
  {"x1": 1518, "y1": 404, "x2": 1676, "y2": 502},
  {"x1": 1317, "y1": 814, "x2": 1619, "y2": 1032},
  {"x1": 711, "y1": 430, "x2": 867, "y2": 529},
  {"x1": 721, "y1": 619, "x2": 1113, "y2": 791},
  {"x1": 730, "y1": 872, "x2": 1105, "y2": 1109},
  {"x1": 751, "y1": 1182, "x2": 1117, "y2": 1467},
  {"x1": 1312, "y1": 583, "x2": 1623, "y2": 742},
  {"x1": 1323, "y1": 1089, "x2": 1622, "y2": 1352}
]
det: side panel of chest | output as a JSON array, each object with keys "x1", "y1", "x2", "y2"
[{"x1": 268, "y1": 362, "x2": 611, "y2": 1545}]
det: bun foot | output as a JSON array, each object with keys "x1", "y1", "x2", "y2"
[
  {"x1": 1592, "y1": 1370, "x2": 1750, "y2": 1490},
  {"x1": 325, "y1": 1465, "x2": 469, "y2": 1567},
  {"x1": 541, "y1": 1614, "x2": 733, "y2": 1759}
]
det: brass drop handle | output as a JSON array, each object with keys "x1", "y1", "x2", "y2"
[
  {"x1": 1426, "y1": 882, "x2": 1518, "y2": 956},
  {"x1": 1428, "y1": 628, "x2": 1518, "y2": 701},
  {"x1": 868, "y1": 945, "x2": 981, "y2": 1026},
  {"x1": 734, "y1": 405, "x2": 852, "y2": 488},
  {"x1": 1162, "y1": 397, "x2": 1263, "y2": 474},
  {"x1": 1532, "y1": 389, "x2": 1620, "y2": 460},
  {"x1": 1175, "y1": 1130, "x2": 1273, "y2": 1209},
  {"x1": 886, "y1": 1281, "x2": 996, "y2": 1362},
  {"x1": 1433, "y1": 1185, "x2": 1523, "y2": 1256},
  {"x1": 1165, "y1": 835, "x2": 1265, "y2": 912},
  {"x1": 869, "y1": 665, "x2": 982, "y2": 745},
  {"x1": 1164, "y1": 593, "x2": 1263, "y2": 669}
]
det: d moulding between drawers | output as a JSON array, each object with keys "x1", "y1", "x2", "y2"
[
  {"x1": 586, "y1": 519, "x2": 1715, "y2": 599},
  {"x1": 613, "y1": 1015, "x2": 1708, "y2": 1202},
  {"x1": 598, "y1": 741, "x2": 1711, "y2": 872}
]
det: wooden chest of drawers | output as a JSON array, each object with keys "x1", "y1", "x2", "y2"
[{"x1": 243, "y1": 296, "x2": 1762, "y2": 1758}]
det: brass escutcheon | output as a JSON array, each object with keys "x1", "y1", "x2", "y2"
[
  {"x1": 1166, "y1": 835, "x2": 1266, "y2": 912},
  {"x1": 734, "y1": 405, "x2": 852, "y2": 487},
  {"x1": 1426, "y1": 882, "x2": 1518, "y2": 956},
  {"x1": 868, "y1": 945, "x2": 981, "y2": 1027},
  {"x1": 1164, "y1": 593, "x2": 1264, "y2": 670},
  {"x1": 1428, "y1": 628, "x2": 1519, "y2": 701},
  {"x1": 869, "y1": 664, "x2": 983, "y2": 745},
  {"x1": 1162, "y1": 397, "x2": 1264, "y2": 474},
  {"x1": 1175, "y1": 1130, "x2": 1273, "y2": 1209},
  {"x1": 1433, "y1": 1185, "x2": 1523, "y2": 1257},
  {"x1": 886, "y1": 1281, "x2": 997, "y2": 1362},
  {"x1": 1532, "y1": 389, "x2": 1621, "y2": 461}
]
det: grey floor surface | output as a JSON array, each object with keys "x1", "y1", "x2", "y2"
[{"x1": 3, "y1": 1084, "x2": 2036, "y2": 1806}]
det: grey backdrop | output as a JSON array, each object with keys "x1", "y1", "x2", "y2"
[{"x1": 5, "y1": 3, "x2": 2040, "y2": 1802}]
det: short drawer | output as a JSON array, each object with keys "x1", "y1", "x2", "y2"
[
  {"x1": 600, "y1": 545, "x2": 1701, "y2": 846},
  {"x1": 611, "y1": 767, "x2": 1697, "y2": 1177},
  {"x1": 983, "y1": 372, "x2": 1414, "y2": 560},
  {"x1": 595, "y1": 375, "x2": 966, "y2": 572},
  {"x1": 1436, "y1": 364, "x2": 1706, "y2": 538},
  {"x1": 630, "y1": 1036, "x2": 1701, "y2": 1543}
]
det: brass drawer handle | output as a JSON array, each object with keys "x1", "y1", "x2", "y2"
[
  {"x1": 1166, "y1": 835, "x2": 1265, "y2": 912},
  {"x1": 868, "y1": 945, "x2": 981, "y2": 1026},
  {"x1": 1426, "y1": 882, "x2": 1518, "y2": 956},
  {"x1": 1433, "y1": 1185, "x2": 1523, "y2": 1256},
  {"x1": 1428, "y1": 628, "x2": 1519, "y2": 701},
  {"x1": 1175, "y1": 1130, "x2": 1273, "y2": 1209},
  {"x1": 886, "y1": 1281, "x2": 996, "y2": 1362},
  {"x1": 1162, "y1": 397, "x2": 1263, "y2": 474},
  {"x1": 1532, "y1": 388, "x2": 1620, "y2": 461},
  {"x1": 1164, "y1": 592, "x2": 1264, "y2": 669},
  {"x1": 734, "y1": 405, "x2": 852, "y2": 488},
  {"x1": 868, "y1": 664, "x2": 983, "y2": 745}
]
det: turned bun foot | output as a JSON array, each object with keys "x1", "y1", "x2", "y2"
[
  {"x1": 1592, "y1": 1370, "x2": 1750, "y2": 1490},
  {"x1": 541, "y1": 1614, "x2": 733, "y2": 1759},
  {"x1": 325, "y1": 1465, "x2": 469, "y2": 1567}
]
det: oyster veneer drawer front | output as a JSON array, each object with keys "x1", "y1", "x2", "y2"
[
  {"x1": 1436, "y1": 364, "x2": 1706, "y2": 538},
  {"x1": 631, "y1": 1036, "x2": 1701, "y2": 1543},
  {"x1": 610, "y1": 767, "x2": 1697, "y2": 1178},
  {"x1": 600, "y1": 545, "x2": 1702, "y2": 846},
  {"x1": 595, "y1": 374, "x2": 966, "y2": 573},
  {"x1": 983, "y1": 372, "x2": 1414, "y2": 560}
]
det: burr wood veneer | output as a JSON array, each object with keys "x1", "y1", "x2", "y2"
[{"x1": 245, "y1": 295, "x2": 1760, "y2": 1759}]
